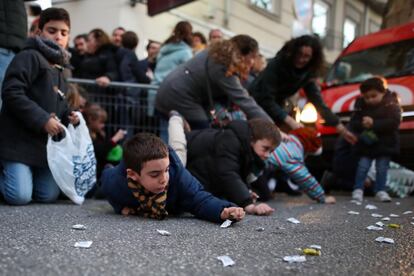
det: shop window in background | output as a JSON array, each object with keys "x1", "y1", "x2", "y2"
[
  {"x1": 250, "y1": 0, "x2": 281, "y2": 20},
  {"x1": 312, "y1": 0, "x2": 329, "y2": 38},
  {"x1": 343, "y1": 18, "x2": 357, "y2": 48},
  {"x1": 250, "y1": 0, "x2": 273, "y2": 12}
]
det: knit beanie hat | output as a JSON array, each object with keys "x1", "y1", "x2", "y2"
[{"x1": 289, "y1": 127, "x2": 322, "y2": 153}]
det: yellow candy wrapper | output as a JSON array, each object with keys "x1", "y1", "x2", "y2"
[
  {"x1": 302, "y1": 248, "x2": 321, "y2": 256},
  {"x1": 387, "y1": 223, "x2": 401, "y2": 229}
]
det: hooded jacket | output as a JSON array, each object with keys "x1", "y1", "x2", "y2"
[
  {"x1": 0, "y1": 37, "x2": 71, "y2": 167},
  {"x1": 151, "y1": 41, "x2": 192, "y2": 86},
  {"x1": 101, "y1": 147, "x2": 234, "y2": 223},
  {"x1": 186, "y1": 120, "x2": 265, "y2": 207},
  {"x1": 348, "y1": 91, "x2": 401, "y2": 157},
  {"x1": 116, "y1": 47, "x2": 150, "y2": 83}
]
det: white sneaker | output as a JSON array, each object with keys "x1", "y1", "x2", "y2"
[
  {"x1": 352, "y1": 189, "x2": 364, "y2": 202},
  {"x1": 376, "y1": 191, "x2": 392, "y2": 202}
]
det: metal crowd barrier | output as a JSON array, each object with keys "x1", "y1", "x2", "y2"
[{"x1": 67, "y1": 78, "x2": 164, "y2": 139}]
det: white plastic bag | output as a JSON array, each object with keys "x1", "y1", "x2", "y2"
[{"x1": 47, "y1": 112, "x2": 96, "y2": 204}]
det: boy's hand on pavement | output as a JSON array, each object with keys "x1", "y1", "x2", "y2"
[
  {"x1": 245, "y1": 203, "x2": 274, "y2": 216},
  {"x1": 220, "y1": 207, "x2": 245, "y2": 221},
  {"x1": 324, "y1": 196, "x2": 336, "y2": 204},
  {"x1": 44, "y1": 116, "x2": 63, "y2": 136}
]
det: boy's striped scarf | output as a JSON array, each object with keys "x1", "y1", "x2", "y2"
[{"x1": 121, "y1": 178, "x2": 168, "y2": 219}]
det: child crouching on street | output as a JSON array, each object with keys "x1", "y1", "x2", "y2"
[
  {"x1": 101, "y1": 133, "x2": 244, "y2": 223},
  {"x1": 266, "y1": 127, "x2": 336, "y2": 204}
]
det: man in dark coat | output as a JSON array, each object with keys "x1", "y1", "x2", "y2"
[{"x1": 0, "y1": 8, "x2": 79, "y2": 205}]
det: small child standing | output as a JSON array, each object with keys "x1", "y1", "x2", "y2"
[{"x1": 349, "y1": 77, "x2": 401, "y2": 202}]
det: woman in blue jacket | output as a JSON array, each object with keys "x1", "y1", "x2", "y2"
[{"x1": 147, "y1": 21, "x2": 193, "y2": 116}]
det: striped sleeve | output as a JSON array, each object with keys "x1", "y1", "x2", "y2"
[
  {"x1": 282, "y1": 160, "x2": 325, "y2": 203},
  {"x1": 267, "y1": 141, "x2": 325, "y2": 203}
]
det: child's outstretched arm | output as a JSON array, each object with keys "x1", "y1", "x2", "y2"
[
  {"x1": 170, "y1": 149, "x2": 243, "y2": 223},
  {"x1": 177, "y1": 166, "x2": 244, "y2": 222},
  {"x1": 267, "y1": 146, "x2": 327, "y2": 203}
]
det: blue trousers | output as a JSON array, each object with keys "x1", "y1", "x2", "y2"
[
  {"x1": 354, "y1": 156, "x2": 390, "y2": 192},
  {"x1": 0, "y1": 160, "x2": 60, "y2": 205}
]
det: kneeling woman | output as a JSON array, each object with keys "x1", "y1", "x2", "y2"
[{"x1": 156, "y1": 35, "x2": 271, "y2": 130}]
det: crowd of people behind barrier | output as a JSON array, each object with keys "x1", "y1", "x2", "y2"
[{"x1": 0, "y1": 4, "x2": 409, "y2": 224}]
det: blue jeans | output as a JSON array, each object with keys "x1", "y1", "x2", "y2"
[
  {"x1": 0, "y1": 160, "x2": 60, "y2": 205},
  {"x1": 0, "y1": 48, "x2": 15, "y2": 111},
  {"x1": 354, "y1": 156, "x2": 390, "y2": 192}
]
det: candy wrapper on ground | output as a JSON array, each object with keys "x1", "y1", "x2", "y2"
[
  {"x1": 217, "y1": 255, "x2": 235, "y2": 267},
  {"x1": 283, "y1": 255, "x2": 306, "y2": 263}
]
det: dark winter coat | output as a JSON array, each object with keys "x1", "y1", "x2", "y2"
[
  {"x1": 101, "y1": 147, "x2": 234, "y2": 223},
  {"x1": 77, "y1": 44, "x2": 119, "y2": 81},
  {"x1": 348, "y1": 91, "x2": 401, "y2": 157},
  {"x1": 186, "y1": 120, "x2": 265, "y2": 207},
  {"x1": 0, "y1": 0, "x2": 29, "y2": 52},
  {"x1": 137, "y1": 58, "x2": 156, "y2": 75},
  {"x1": 249, "y1": 54, "x2": 339, "y2": 126},
  {"x1": 69, "y1": 47, "x2": 85, "y2": 78},
  {"x1": 116, "y1": 47, "x2": 150, "y2": 83},
  {"x1": 0, "y1": 37, "x2": 71, "y2": 167}
]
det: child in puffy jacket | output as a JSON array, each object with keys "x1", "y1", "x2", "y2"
[{"x1": 349, "y1": 77, "x2": 401, "y2": 202}]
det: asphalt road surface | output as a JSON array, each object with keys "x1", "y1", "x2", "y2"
[{"x1": 0, "y1": 194, "x2": 413, "y2": 275}]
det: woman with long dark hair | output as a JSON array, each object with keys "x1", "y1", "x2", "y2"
[
  {"x1": 156, "y1": 34, "x2": 271, "y2": 129},
  {"x1": 249, "y1": 35, "x2": 356, "y2": 143}
]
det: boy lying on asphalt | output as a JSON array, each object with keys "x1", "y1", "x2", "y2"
[{"x1": 101, "y1": 133, "x2": 244, "y2": 223}]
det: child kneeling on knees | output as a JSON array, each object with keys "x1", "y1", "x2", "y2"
[{"x1": 101, "y1": 133, "x2": 244, "y2": 223}]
